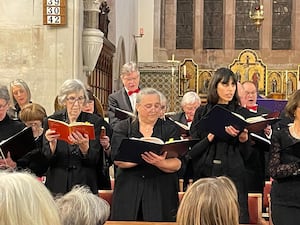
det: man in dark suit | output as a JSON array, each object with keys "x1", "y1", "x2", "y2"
[
  {"x1": 242, "y1": 81, "x2": 271, "y2": 195},
  {"x1": 108, "y1": 62, "x2": 140, "y2": 129}
]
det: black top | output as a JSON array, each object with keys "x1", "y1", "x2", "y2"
[
  {"x1": 269, "y1": 127, "x2": 300, "y2": 207},
  {"x1": 111, "y1": 118, "x2": 181, "y2": 221},
  {"x1": 189, "y1": 103, "x2": 254, "y2": 224},
  {"x1": 0, "y1": 114, "x2": 49, "y2": 176},
  {"x1": 42, "y1": 109, "x2": 107, "y2": 195}
]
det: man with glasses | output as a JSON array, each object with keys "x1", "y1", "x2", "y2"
[
  {"x1": 242, "y1": 81, "x2": 271, "y2": 199},
  {"x1": 108, "y1": 61, "x2": 140, "y2": 129}
]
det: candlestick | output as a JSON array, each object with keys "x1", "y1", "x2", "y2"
[
  {"x1": 172, "y1": 54, "x2": 175, "y2": 61},
  {"x1": 140, "y1": 27, "x2": 144, "y2": 36},
  {"x1": 183, "y1": 65, "x2": 187, "y2": 78}
]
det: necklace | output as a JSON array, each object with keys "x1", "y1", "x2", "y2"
[{"x1": 290, "y1": 125, "x2": 300, "y2": 139}]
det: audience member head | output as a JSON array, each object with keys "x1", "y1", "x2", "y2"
[
  {"x1": 285, "y1": 89, "x2": 300, "y2": 120},
  {"x1": 57, "y1": 79, "x2": 88, "y2": 122},
  {"x1": 181, "y1": 91, "x2": 201, "y2": 121},
  {"x1": 0, "y1": 171, "x2": 61, "y2": 225},
  {"x1": 136, "y1": 88, "x2": 161, "y2": 123},
  {"x1": 242, "y1": 81, "x2": 258, "y2": 107},
  {"x1": 120, "y1": 61, "x2": 140, "y2": 92},
  {"x1": 0, "y1": 84, "x2": 11, "y2": 121},
  {"x1": 207, "y1": 67, "x2": 239, "y2": 105},
  {"x1": 82, "y1": 89, "x2": 104, "y2": 117},
  {"x1": 177, "y1": 176, "x2": 239, "y2": 225},
  {"x1": 9, "y1": 79, "x2": 31, "y2": 109},
  {"x1": 55, "y1": 186, "x2": 110, "y2": 225},
  {"x1": 19, "y1": 103, "x2": 47, "y2": 138}
]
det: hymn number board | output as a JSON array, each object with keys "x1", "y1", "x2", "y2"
[{"x1": 43, "y1": 0, "x2": 66, "y2": 26}]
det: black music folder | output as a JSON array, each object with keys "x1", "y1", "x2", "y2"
[
  {"x1": 115, "y1": 137, "x2": 199, "y2": 164},
  {"x1": 199, "y1": 105, "x2": 280, "y2": 140},
  {"x1": 0, "y1": 127, "x2": 36, "y2": 161}
]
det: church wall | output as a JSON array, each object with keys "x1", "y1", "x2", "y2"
[{"x1": 0, "y1": 0, "x2": 84, "y2": 115}]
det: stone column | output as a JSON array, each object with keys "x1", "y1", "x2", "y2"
[{"x1": 82, "y1": 0, "x2": 104, "y2": 75}]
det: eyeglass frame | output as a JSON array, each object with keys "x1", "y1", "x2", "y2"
[
  {"x1": 66, "y1": 96, "x2": 86, "y2": 104},
  {"x1": 0, "y1": 101, "x2": 8, "y2": 110}
]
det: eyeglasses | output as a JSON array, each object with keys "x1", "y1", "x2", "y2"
[
  {"x1": 122, "y1": 76, "x2": 139, "y2": 82},
  {"x1": 66, "y1": 96, "x2": 85, "y2": 104},
  {"x1": 0, "y1": 102, "x2": 8, "y2": 110},
  {"x1": 245, "y1": 91, "x2": 257, "y2": 96},
  {"x1": 141, "y1": 103, "x2": 162, "y2": 111}
]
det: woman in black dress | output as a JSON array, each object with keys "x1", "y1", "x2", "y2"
[
  {"x1": 43, "y1": 79, "x2": 108, "y2": 195},
  {"x1": 111, "y1": 87, "x2": 181, "y2": 221},
  {"x1": 269, "y1": 89, "x2": 300, "y2": 225},
  {"x1": 189, "y1": 68, "x2": 254, "y2": 223},
  {"x1": 0, "y1": 84, "x2": 25, "y2": 169}
]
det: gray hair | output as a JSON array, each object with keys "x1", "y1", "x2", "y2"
[
  {"x1": 55, "y1": 186, "x2": 110, "y2": 225},
  {"x1": 120, "y1": 61, "x2": 140, "y2": 78},
  {"x1": 136, "y1": 87, "x2": 161, "y2": 105},
  {"x1": 9, "y1": 79, "x2": 31, "y2": 105},
  {"x1": 0, "y1": 85, "x2": 10, "y2": 102},
  {"x1": 181, "y1": 91, "x2": 201, "y2": 107},
  {"x1": 57, "y1": 79, "x2": 88, "y2": 105}
]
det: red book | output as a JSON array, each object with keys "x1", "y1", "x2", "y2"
[{"x1": 48, "y1": 118, "x2": 95, "y2": 144}]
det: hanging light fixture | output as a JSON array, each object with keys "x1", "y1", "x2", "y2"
[{"x1": 249, "y1": 1, "x2": 264, "y2": 31}]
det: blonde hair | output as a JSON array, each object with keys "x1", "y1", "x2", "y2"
[
  {"x1": 0, "y1": 171, "x2": 62, "y2": 225},
  {"x1": 55, "y1": 186, "x2": 110, "y2": 225},
  {"x1": 177, "y1": 176, "x2": 239, "y2": 225}
]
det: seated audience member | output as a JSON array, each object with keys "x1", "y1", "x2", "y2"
[
  {"x1": 171, "y1": 91, "x2": 201, "y2": 128},
  {"x1": 108, "y1": 61, "x2": 140, "y2": 129},
  {"x1": 176, "y1": 176, "x2": 239, "y2": 225},
  {"x1": 8, "y1": 79, "x2": 32, "y2": 120},
  {"x1": 0, "y1": 84, "x2": 26, "y2": 170},
  {"x1": 0, "y1": 171, "x2": 62, "y2": 225},
  {"x1": 43, "y1": 79, "x2": 107, "y2": 195},
  {"x1": 110, "y1": 87, "x2": 181, "y2": 221},
  {"x1": 82, "y1": 89, "x2": 113, "y2": 190},
  {"x1": 0, "y1": 103, "x2": 49, "y2": 176},
  {"x1": 55, "y1": 186, "x2": 110, "y2": 225}
]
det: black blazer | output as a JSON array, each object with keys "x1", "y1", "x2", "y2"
[{"x1": 108, "y1": 87, "x2": 133, "y2": 129}]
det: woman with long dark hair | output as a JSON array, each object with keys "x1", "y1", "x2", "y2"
[{"x1": 189, "y1": 68, "x2": 254, "y2": 223}]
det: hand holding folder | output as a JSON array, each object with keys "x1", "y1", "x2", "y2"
[
  {"x1": 198, "y1": 105, "x2": 280, "y2": 140},
  {"x1": 0, "y1": 127, "x2": 35, "y2": 161},
  {"x1": 115, "y1": 137, "x2": 199, "y2": 164}
]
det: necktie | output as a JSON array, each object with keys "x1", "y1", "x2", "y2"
[
  {"x1": 128, "y1": 89, "x2": 140, "y2": 96},
  {"x1": 246, "y1": 105, "x2": 258, "y2": 112}
]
